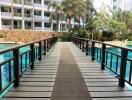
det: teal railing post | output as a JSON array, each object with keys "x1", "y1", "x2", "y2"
[
  {"x1": 13, "y1": 48, "x2": 20, "y2": 87},
  {"x1": 101, "y1": 44, "x2": 106, "y2": 70},
  {"x1": 43, "y1": 39, "x2": 46, "y2": 55},
  {"x1": 91, "y1": 41, "x2": 95, "y2": 61},
  {"x1": 119, "y1": 49, "x2": 128, "y2": 87},
  {"x1": 82, "y1": 39, "x2": 85, "y2": 52},
  {"x1": 30, "y1": 43, "x2": 34, "y2": 69},
  {"x1": 38, "y1": 41, "x2": 42, "y2": 61},
  {"x1": 86, "y1": 40, "x2": 89, "y2": 55}
]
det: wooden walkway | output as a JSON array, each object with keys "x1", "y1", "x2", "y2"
[{"x1": 3, "y1": 42, "x2": 132, "y2": 100}]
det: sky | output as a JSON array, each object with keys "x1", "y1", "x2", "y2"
[
  {"x1": 93, "y1": 0, "x2": 132, "y2": 11},
  {"x1": 93, "y1": 0, "x2": 111, "y2": 10}
]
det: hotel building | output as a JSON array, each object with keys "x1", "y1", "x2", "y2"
[{"x1": 0, "y1": 0, "x2": 80, "y2": 31}]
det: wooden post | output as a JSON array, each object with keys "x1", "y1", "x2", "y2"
[
  {"x1": 119, "y1": 49, "x2": 128, "y2": 87},
  {"x1": 86, "y1": 40, "x2": 88, "y2": 55},
  {"x1": 0, "y1": 66, "x2": 2, "y2": 90},
  {"x1": 38, "y1": 41, "x2": 42, "y2": 61},
  {"x1": 82, "y1": 39, "x2": 85, "y2": 52},
  {"x1": 91, "y1": 41, "x2": 95, "y2": 61},
  {"x1": 47, "y1": 39, "x2": 49, "y2": 52},
  {"x1": 13, "y1": 48, "x2": 19, "y2": 87},
  {"x1": 30, "y1": 44, "x2": 34, "y2": 69},
  {"x1": 43, "y1": 40, "x2": 46, "y2": 55},
  {"x1": 80, "y1": 39, "x2": 82, "y2": 49},
  {"x1": 101, "y1": 44, "x2": 106, "y2": 70}
]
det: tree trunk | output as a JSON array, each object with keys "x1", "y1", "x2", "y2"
[
  {"x1": 79, "y1": 16, "x2": 81, "y2": 28},
  {"x1": 68, "y1": 16, "x2": 72, "y2": 32}
]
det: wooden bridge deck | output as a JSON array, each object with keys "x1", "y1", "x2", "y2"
[{"x1": 3, "y1": 42, "x2": 132, "y2": 100}]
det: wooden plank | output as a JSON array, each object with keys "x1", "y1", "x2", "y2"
[
  {"x1": 86, "y1": 82, "x2": 118, "y2": 87},
  {"x1": 90, "y1": 91, "x2": 132, "y2": 97},
  {"x1": 20, "y1": 82, "x2": 54, "y2": 86},
  {"x1": 88, "y1": 87, "x2": 129, "y2": 92},
  {"x1": 20, "y1": 78, "x2": 55, "y2": 82},
  {"x1": 10, "y1": 87, "x2": 53, "y2": 92},
  {"x1": 3, "y1": 98, "x2": 50, "y2": 100},
  {"x1": 93, "y1": 98, "x2": 132, "y2": 100},
  {"x1": 4, "y1": 92, "x2": 51, "y2": 98}
]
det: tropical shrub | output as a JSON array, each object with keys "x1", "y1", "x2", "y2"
[
  {"x1": 127, "y1": 32, "x2": 132, "y2": 41},
  {"x1": 0, "y1": 34, "x2": 4, "y2": 38}
]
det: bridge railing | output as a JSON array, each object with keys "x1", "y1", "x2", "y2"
[
  {"x1": 73, "y1": 37, "x2": 132, "y2": 88},
  {"x1": 0, "y1": 36, "x2": 57, "y2": 94}
]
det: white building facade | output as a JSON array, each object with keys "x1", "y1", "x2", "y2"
[{"x1": 0, "y1": 0, "x2": 78, "y2": 31}]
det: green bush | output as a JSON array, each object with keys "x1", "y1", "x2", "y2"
[
  {"x1": 59, "y1": 32, "x2": 76, "y2": 41},
  {"x1": 127, "y1": 32, "x2": 132, "y2": 41},
  {"x1": 72, "y1": 26, "x2": 90, "y2": 38},
  {"x1": 0, "y1": 34, "x2": 4, "y2": 38},
  {"x1": 101, "y1": 31, "x2": 114, "y2": 41}
]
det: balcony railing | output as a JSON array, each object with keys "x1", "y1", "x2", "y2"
[
  {"x1": 1, "y1": 12, "x2": 12, "y2": 17},
  {"x1": 44, "y1": 27, "x2": 52, "y2": 31},
  {"x1": 0, "y1": 0, "x2": 11, "y2": 3},
  {"x1": 14, "y1": 25, "x2": 22, "y2": 29},
  {"x1": 2, "y1": 25, "x2": 12, "y2": 29},
  {"x1": 24, "y1": 1, "x2": 32, "y2": 5},
  {"x1": 13, "y1": 0, "x2": 21, "y2": 4},
  {"x1": 34, "y1": 26, "x2": 42, "y2": 30},
  {"x1": 25, "y1": 14, "x2": 33, "y2": 18},
  {"x1": 33, "y1": 3, "x2": 42, "y2": 7},
  {"x1": 14, "y1": 13, "x2": 21, "y2": 17}
]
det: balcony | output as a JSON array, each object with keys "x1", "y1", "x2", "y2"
[
  {"x1": 24, "y1": 9, "x2": 33, "y2": 20},
  {"x1": 44, "y1": 0, "x2": 51, "y2": 8},
  {"x1": 34, "y1": 0, "x2": 42, "y2": 7},
  {"x1": 14, "y1": 8, "x2": 22, "y2": 17},
  {"x1": 25, "y1": 21, "x2": 33, "y2": 29}
]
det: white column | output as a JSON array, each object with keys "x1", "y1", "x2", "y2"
[
  {"x1": 42, "y1": 0, "x2": 45, "y2": 30},
  {"x1": 58, "y1": 21, "x2": 60, "y2": 32},
  {"x1": 0, "y1": 5, "x2": 2, "y2": 30},
  {"x1": 22, "y1": 0, "x2": 25, "y2": 29}
]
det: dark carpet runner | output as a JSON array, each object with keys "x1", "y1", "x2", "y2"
[{"x1": 51, "y1": 43, "x2": 92, "y2": 100}]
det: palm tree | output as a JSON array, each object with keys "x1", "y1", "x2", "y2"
[
  {"x1": 48, "y1": 1, "x2": 64, "y2": 32},
  {"x1": 48, "y1": 0, "x2": 94, "y2": 32},
  {"x1": 61, "y1": 0, "x2": 86, "y2": 32}
]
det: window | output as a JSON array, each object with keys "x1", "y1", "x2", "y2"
[
  {"x1": 14, "y1": 8, "x2": 21, "y2": 16},
  {"x1": 2, "y1": 20, "x2": 11, "y2": 25},
  {"x1": 1, "y1": 6, "x2": 11, "y2": 12},
  {"x1": 35, "y1": 22, "x2": 42, "y2": 27},
  {"x1": 44, "y1": 23, "x2": 51, "y2": 28},
  {"x1": 44, "y1": 0, "x2": 50, "y2": 5},
  {"x1": 34, "y1": 0, "x2": 41, "y2": 4},
  {"x1": 13, "y1": 0, "x2": 21, "y2": 4},
  {"x1": 44, "y1": 12, "x2": 51, "y2": 17},
  {"x1": 25, "y1": 21, "x2": 32, "y2": 29},
  {"x1": 53, "y1": 23, "x2": 58, "y2": 31},
  {"x1": 34, "y1": 10, "x2": 41, "y2": 16}
]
